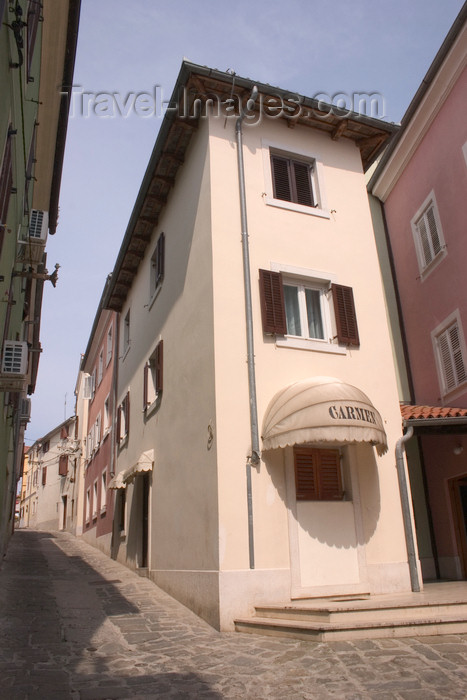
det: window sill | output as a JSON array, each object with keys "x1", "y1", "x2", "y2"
[
  {"x1": 419, "y1": 249, "x2": 447, "y2": 281},
  {"x1": 143, "y1": 394, "x2": 162, "y2": 419},
  {"x1": 265, "y1": 195, "x2": 330, "y2": 219},
  {"x1": 441, "y1": 379, "x2": 467, "y2": 404},
  {"x1": 276, "y1": 335, "x2": 346, "y2": 354}
]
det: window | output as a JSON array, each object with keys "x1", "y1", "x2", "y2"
[
  {"x1": 117, "y1": 391, "x2": 130, "y2": 444},
  {"x1": 259, "y1": 267, "x2": 359, "y2": 349},
  {"x1": 143, "y1": 340, "x2": 163, "y2": 411},
  {"x1": 411, "y1": 193, "x2": 446, "y2": 277},
  {"x1": 97, "y1": 350, "x2": 104, "y2": 385},
  {"x1": 0, "y1": 125, "x2": 13, "y2": 255},
  {"x1": 118, "y1": 489, "x2": 126, "y2": 533},
  {"x1": 92, "y1": 480, "x2": 98, "y2": 519},
  {"x1": 94, "y1": 413, "x2": 101, "y2": 450},
  {"x1": 123, "y1": 310, "x2": 130, "y2": 355},
  {"x1": 433, "y1": 313, "x2": 467, "y2": 396},
  {"x1": 100, "y1": 470, "x2": 107, "y2": 513},
  {"x1": 85, "y1": 488, "x2": 91, "y2": 523},
  {"x1": 262, "y1": 142, "x2": 328, "y2": 218},
  {"x1": 58, "y1": 454, "x2": 68, "y2": 476},
  {"x1": 41, "y1": 466, "x2": 47, "y2": 486},
  {"x1": 103, "y1": 395, "x2": 111, "y2": 436},
  {"x1": 149, "y1": 232, "x2": 165, "y2": 303},
  {"x1": 42, "y1": 440, "x2": 49, "y2": 454},
  {"x1": 106, "y1": 324, "x2": 113, "y2": 366},
  {"x1": 271, "y1": 154, "x2": 317, "y2": 207},
  {"x1": 294, "y1": 447, "x2": 343, "y2": 501},
  {"x1": 26, "y1": 0, "x2": 41, "y2": 79}
]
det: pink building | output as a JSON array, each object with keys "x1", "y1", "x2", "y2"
[
  {"x1": 80, "y1": 278, "x2": 117, "y2": 554},
  {"x1": 370, "y1": 5, "x2": 467, "y2": 581}
]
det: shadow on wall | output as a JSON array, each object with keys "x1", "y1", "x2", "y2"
[
  {"x1": 264, "y1": 442, "x2": 380, "y2": 548},
  {"x1": 0, "y1": 529, "x2": 223, "y2": 698}
]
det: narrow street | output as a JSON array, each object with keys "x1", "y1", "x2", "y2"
[{"x1": 1, "y1": 530, "x2": 467, "y2": 699}]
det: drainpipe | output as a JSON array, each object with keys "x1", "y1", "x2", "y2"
[
  {"x1": 395, "y1": 425, "x2": 421, "y2": 592},
  {"x1": 236, "y1": 86, "x2": 259, "y2": 570}
]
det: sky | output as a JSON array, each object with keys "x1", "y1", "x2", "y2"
[{"x1": 25, "y1": 0, "x2": 465, "y2": 444}]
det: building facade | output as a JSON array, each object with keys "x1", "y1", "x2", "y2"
[
  {"x1": 79, "y1": 279, "x2": 117, "y2": 555},
  {"x1": 99, "y1": 62, "x2": 419, "y2": 630},
  {"x1": 0, "y1": 0, "x2": 80, "y2": 558},
  {"x1": 370, "y1": 5, "x2": 467, "y2": 581}
]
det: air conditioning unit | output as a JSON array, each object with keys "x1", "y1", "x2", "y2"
[
  {"x1": 19, "y1": 397, "x2": 31, "y2": 422},
  {"x1": 29, "y1": 210, "x2": 48, "y2": 241},
  {"x1": 2, "y1": 341, "x2": 28, "y2": 375}
]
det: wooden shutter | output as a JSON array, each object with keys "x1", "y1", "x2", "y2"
[
  {"x1": 123, "y1": 392, "x2": 130, "y2": 436},
  {"x1": 155, "y1": 340, "x2": 163, "y2": 394},
  {"x1": 294, "y1": 448, "x2": 318, "y2": 500},
  {"x1": 292, "y1": 161, "x2": 314, "y2": 207},
  {"x1": 42, "y1": 465, "x2": 47, "y2": 486},
  {"x1": 331, "y1": 284, "x2": 360, "y2": 346},
  {"x1": 60, "y1": 425, "x2": 68, "y2": 440},
  {"x1": 116, "y1": 404, "x2": 122, "y2": 442},
  {"x1": 58, "y1": 454, "x2": 68, "y2": 476},
  {"x1": 294, "y1": 447, "x2": 342, "y2": 501},
  {"x1": 259, "y1": 269, "x2": 287, "y2": 335},
  {"x1": 318, "y1": 449, "x2": 342, "y2": 500},
  {"x1": 271, "y1": 155, "x2": 292, "y2": 202}
]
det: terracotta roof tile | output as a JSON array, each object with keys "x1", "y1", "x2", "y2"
[{"x1": 401, "y1": 404, "x2": 467, "y2": 421}]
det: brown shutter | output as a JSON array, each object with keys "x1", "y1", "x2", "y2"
[
  {"x1": 271, "y1": 155, "x2": 292, "y2": 202},
  {"x1": 156, "y1": 340, "x2": 163, "y2": 394},
  {"x1": 293, "y1": 161, "x2": 314, "y2": 207},
  {"x1": 331, "y1": 284, "x2": 360, "y2": 346},
  {"x1": 124, "y1": 392, "x2": 130, "y2": 435},
  {"x1": 294, "y1": 448, "x2": 318, "y2": 500},
  {"x1": 42, "y1": 466, "x2": 47, "y2": 486},
  {"x1": 58, "y1": 454, "x2": 68, "y2": 476},
  {"x1": 143, "y1": 362, "x2": 149, "y2": 409},
  {"x1": 259, "y1": 269, "x2": 287, "y2": 335},
  {"x1": 317, "y1": 449, "x2": 342, "y2": 500},
  {"x1": 294, "y1": 447, "x2": 342, "y2": 501},
  {"x1": 60, "y1": 425, "x2": 68, "y2": 440}
]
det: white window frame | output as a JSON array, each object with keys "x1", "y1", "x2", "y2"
[
  {"x1": 106, "y1": 324, "x2": 113, "y2": 366},
  {"x1": 262, "y1": 139, "x2": 329, "y2": 219},
  {"x1": 97, "y1": 349, "x2": 103, "y2": 386},
  {"x1": 92, "y1": 480, "x2": 98, "y2": 519},
  {"x1": 271, "y1": 262, "x2": 345, "y2": 354},
  {"x1": 85, "y1": 488, "x2": 91, "y2": 523},
  {"x1": 100, "y1": 470, "x2": 107, "y2": 513},
  {"x1": 411, "y1": 191, "x2": 446, "y2": 279},
  {"x1": 103, "y1": 394, "x2": 111, "y2": 437},
  {"x1": 432, "y1": 310, "x2": 467, "y2": 399}
]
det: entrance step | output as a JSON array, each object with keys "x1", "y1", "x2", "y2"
[
  {"x1": 235, "y1": 589, "x2": 467, "y2": 641},
  {"x1": 136, "y1": 567, "x2": 149, "y2": 578}
]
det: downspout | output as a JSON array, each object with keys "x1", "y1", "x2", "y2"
[
  {"x1": 236, "y1": 86, "x2": 259, "y2": 570},
  {"x1": 395, "y1": 425, "x2": 421, "y2": 591}
]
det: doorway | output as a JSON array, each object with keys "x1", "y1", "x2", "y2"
[
  {"x1": 62, "y1": 496, "x2": 67, "y2": 530},
  {"x1": 140, "y1": 472, "x2": 150, "y2": 568},
  {"x1": 449, "y1": 475, "x2": 467, "y2": 578}
]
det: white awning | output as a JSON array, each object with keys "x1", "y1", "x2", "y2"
[
  {"x1": 108, "y1": 449, "x2": 154, "y2": 489},
  {"x1": 262, "y1": 376, "x2": 388, "y2": 455}
]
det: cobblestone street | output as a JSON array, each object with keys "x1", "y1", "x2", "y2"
[{"x1": 1, "y1": 530, "x2": 467, "y2": 699}]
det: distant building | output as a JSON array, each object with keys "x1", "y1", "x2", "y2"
[
  {"x1": 370, "y1": 5, "x2": 467, "y2": 582},
  {"x1": 94, "y1": 61, "x2": 417, "y2": 630},
  {"x1": 0, "y1": 0, "x2": 80, "y2": 559},
  {"x1": 78, "y1": 278, "x2": 117, "y2": 555}
]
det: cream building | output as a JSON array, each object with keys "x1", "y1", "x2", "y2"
[{"x1": 104, "y1": 63, "x2": 417, "y2": 630}]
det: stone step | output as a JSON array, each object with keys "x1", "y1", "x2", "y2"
[
  {"x1": 254, "y1": 599, "x2": 467, "y2": 624},
  {"x1": 235, "y1": 613, "x2": 467, "y2": 642}
]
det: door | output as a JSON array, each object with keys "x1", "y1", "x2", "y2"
[
  {"x1": 141, "y1": 473, "x2": 150, "y2": 568},
  {"x1": 62, "y1": 496, "x2": 67, "y2": 530},
  {"x1": 449, "y1": 475, "x2": 467, "y2": 578}
]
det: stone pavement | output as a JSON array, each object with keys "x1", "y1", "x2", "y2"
[{"x1": 2, "y1": 531, "x2": 467, "y2": 700}]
